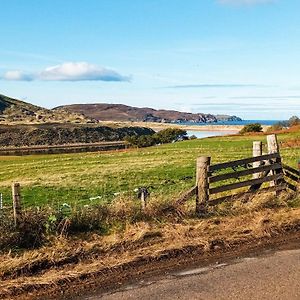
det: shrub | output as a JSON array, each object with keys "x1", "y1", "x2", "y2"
[
  {"x1": 67, "y1": 205, "x2": 110, "y2": 233},
  {"x1": 154, "y1": 128, "x2": 187, "y2": 143},
  {"x1": 240, "y1": 123, "x2": 263, "y2": 134},
  {"x1": 125, "y1": 134, "x2": 157, "y2": 147},
  {"x1": 125, "y1": 128, "x2": 187, "y2": 147},
  {"x1": 0, "y1": 209, "x2": 48, "y2": 251},
  {"x1": 16, "y1": 210, "x2": 48, "y2": 248},
  {"x1": 266, "y1": 116, "x2": 299, "y2": 132},
  {"x1": 266, "y1": 122, "x2": 286, "y2": 132},
  {"x1": 288, "y1": 116, "x2": 300, "y2": 127}
]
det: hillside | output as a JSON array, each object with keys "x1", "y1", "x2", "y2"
[
  {"x1": 0, "y1": 94, "x2": 242, "y2": 125},
  {"x1": 55, "y1": 103, "x2": 242, "y2": 123},
  {"x1": 0, "y1": 94, "x2": 94, "y2": 124},
  {"x1": 0, "y1": 123, "x2": 154, "y2": 147}
]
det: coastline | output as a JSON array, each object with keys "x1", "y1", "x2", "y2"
[{"x1": 100, "y1": 121, "x2": 270, "y2": 132}]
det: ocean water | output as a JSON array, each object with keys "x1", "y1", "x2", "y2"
[
  {"x1": 187, "y1": 130, "x2": 237, "y2": 139},
  {"x1": 184, "y1": 120, "x2": 281, "y2": 139},
  {"x1": 182, "y1": 120, "x2": 281, "y2": 126}
]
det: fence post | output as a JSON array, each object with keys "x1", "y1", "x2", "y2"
[
  {"x1": 140, "y1": 190, "x2": 147, "y2": 210},
  {"x1": 12, "y1": 183, "x2": 22, "y2": 228},
  {"x1": 267, "y1": 134, "x2": 280, "y2": 155},
  {"x1": 253, "y1": 141, "x2": 262, "y2": 179},
  {"x1": 267, "y1": 134, "x2": 281, "y2": 190},
  {"x1": 196, "y1": 156, "x2": 211, "y2": 215},
  {"x1": 138, "y1": 187, "x2": 149, "y2": 210}
]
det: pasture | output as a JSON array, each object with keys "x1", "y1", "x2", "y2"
[{"x1": 0, "y1": 130, "x2": 299, "y2": 208}]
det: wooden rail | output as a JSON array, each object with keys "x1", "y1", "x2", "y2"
[
  {"x1": 209, "y1": 153, "x2": 280, "y2": 172},
  {"x1": 208, "y1": 185, "x2": 288, "y2": 206},
  {"x1": 209, "y1": 163, "x2": 282, "y2": 183},
  {"x1": 209, "y1": 173, "x2": 284, "y2": 195},
  {"x1": 282, "y1": 164, "x2": 299, "y2": 191},
  {"x1": 283, "y1": 164, "x2": 299, "y2": 180},
  {"x1": 176, "y1": 134, "x2": 299, "y2": 214}
]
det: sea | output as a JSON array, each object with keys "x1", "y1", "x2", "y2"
[
  {"x1": 185, "y1": 120, "x2": 281, "y2": 139},
  {"x1": 184, "y1": 120, "x2": 281, "y2": 126}
]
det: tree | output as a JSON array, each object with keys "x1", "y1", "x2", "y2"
[
  {"x1": 154, "y1": 128, "x2": 187, "y2": 144},
  {"x1": 239, "y1": 123, "x2": 263, "y2": 134}
]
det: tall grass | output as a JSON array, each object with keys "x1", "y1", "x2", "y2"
[{"x1": 1, "y1": 190, "x2": 299, "y2": 252}]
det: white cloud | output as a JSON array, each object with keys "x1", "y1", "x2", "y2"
[
  {"x1": 1, "y1": 62, "x2": 130, "y2": 82},
  {"x1": 39, "y1": 62, "x2": 129, "y2": 81},
  {"x1": 3, "y1": 70, "x2": 33, "y2": 81},
  {"x1": 218, "y1": 0, "x2": 274, "y2": 5}
]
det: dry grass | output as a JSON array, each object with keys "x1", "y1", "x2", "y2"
[{"x1": 0, "y1": 191, "x2": 299, "y2": 299}]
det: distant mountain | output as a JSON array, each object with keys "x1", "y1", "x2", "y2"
[
  {"x1": 55, "y1": 103, "x2": 242, "y2": 124},
  {"x1": 0, "y1": 94, "x2": 94, "y2": 124},
  {"x1": 0, "y1": 93, "x2": 242, "y2": 125}
]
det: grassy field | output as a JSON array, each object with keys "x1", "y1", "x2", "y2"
[{"x1": 0, "y1": 130, "x2": 299, "y2": 208}]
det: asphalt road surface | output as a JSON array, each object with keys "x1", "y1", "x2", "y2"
[{"x1": 85, "y1": 248, "x2": 300, "y2": 300}]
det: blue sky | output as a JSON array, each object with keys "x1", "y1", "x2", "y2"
[{"x1": 0, "y1": 0, "x2": 300, "y2": 119}]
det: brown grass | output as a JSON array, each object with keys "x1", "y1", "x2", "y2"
[{"x1": 0, "y1": 191, "x2": 299, "y2": 299}]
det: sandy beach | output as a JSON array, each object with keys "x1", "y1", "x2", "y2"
[{"x1": 100, "y1": 121, "x2": 270, "y2": 132}]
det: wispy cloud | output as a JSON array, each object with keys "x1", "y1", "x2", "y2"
[
  {"x1": 218, "y1": 0, "x2": 274, "y2": 5},
  {"x1": 1, "y1": 62, "x2": 130, "y2": 82},
  {"x1": 164, "y1": 84, "x2": 267, "y2": 89},
  {"x1": 2, "y1": 70, "x2": 34, "y2": 81}
]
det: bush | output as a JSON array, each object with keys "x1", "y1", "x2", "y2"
[
  {"x1": 125, "y1": 134, "x2": 157, "y2": 147},
  {"x1": 266, "y1": 122, "x2": 286, "y2": 132},
  {"x1": 240, "y1": 123, "x2": 263, "y2": 134},
  {"x1": 154, "y1": 128, "x2": 187, "y2": 144},
  {"x1": 67, "y1": 205, "x2": 110, "y2": 233},
  {"x1": 0, "y1": 209, "x2": 48, "y2": 251},
  {"x1": 125, "y1": 128, "x2": 187, "y2": 148},
  {"x1": 288, "y1": 116, "x2": 300, "y2": 127},
  {"x1": 189, "y1": 135, "x2": 197, "y2": 140},
  {"x1": 266, "y1": 116, "x2": 299, "y2": 132}
]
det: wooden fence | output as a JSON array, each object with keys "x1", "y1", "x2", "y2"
[{"x1": 177, "y1": 134, "x2": 299, "y2": 214}]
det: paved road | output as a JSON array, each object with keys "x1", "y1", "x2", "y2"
[{"x1": 86, "y1": 248, "x2": 300, "y2": 300}]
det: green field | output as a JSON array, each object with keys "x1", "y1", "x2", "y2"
[{"x1": 0, "y1": 130, "x2": 299, "y2": 208}]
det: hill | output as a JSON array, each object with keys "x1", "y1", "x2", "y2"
[
  {"x1": 0, "y1": 123, "x2": 154, "y2": 147},
  {"x1": 0, "y1": 94, "x2": 242, "y2": 124},
  {"x1": 0, "y1": 94, "x2": 94, "y2": 124},
  {"x1": 55, "y1": 103, "x2": 242, "y2": 123}
]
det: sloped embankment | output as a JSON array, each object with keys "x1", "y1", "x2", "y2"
[{"x1": 0, "y1": 124, "x2": 154, "y2": 147}]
